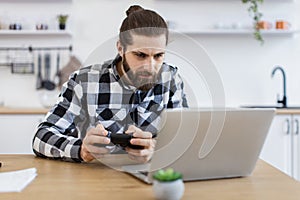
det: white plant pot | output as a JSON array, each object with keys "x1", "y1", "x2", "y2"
[{"x1": 152, "y1": 179, "x2": 184, "y2": 200}]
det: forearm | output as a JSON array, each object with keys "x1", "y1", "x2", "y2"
[{"x1": 32, "y1": 125, "x2": 83, "y2": 162}]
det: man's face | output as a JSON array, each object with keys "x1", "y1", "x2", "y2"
[{"x1": 119, "y1": 34, "x2": 166, "y2": 91}]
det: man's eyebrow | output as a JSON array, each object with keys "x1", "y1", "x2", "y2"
[
  {"x1": 132, "y1": 51, "x2": 165, "y2": 55},
  {"x1": 132, "y1": 51, "x2": 147, "y2": 55}
]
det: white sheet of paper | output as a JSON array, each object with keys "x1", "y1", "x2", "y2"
[{"x1": 0, "y1": 168, "x2": 37, "y2": 192}]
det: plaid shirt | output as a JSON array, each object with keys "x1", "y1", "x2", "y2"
[{"x1": 32, "y1": 56, "x2": 188, "y2": 162}]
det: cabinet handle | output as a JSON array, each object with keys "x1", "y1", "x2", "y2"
[
  {"x1": 295, "y1": 119, "x2": 299, "y2": 135},
  {"x1": 285, "y1": 118, "x2": 290, "y2": 134}
]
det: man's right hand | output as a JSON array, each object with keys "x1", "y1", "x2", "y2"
[{"x1": 80, "y1": 123, "x2": 111, "y2": 162}]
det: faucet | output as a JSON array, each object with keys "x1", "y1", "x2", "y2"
[{"x1": 271, "y1": 66, "x2": 287, "y2": 108}]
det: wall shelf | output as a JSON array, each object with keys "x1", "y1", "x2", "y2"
[
  {"x1": 0, "y1": 30, "x2": 72, "y2": 37},
  {"x1": 0, "y1": 0, "x2": 72, "y2": 2},
  {"x1": 172, "y1": 29, "x2": 300, "y2": 36},
  {"x1": 155, "y1": 0, "x2": 295, "y2": 2}
]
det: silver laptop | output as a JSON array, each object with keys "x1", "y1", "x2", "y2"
[{"x1": 100, "y1": 108, "x2": 275, "y2": 184}]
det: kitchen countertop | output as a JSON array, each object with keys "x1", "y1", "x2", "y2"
[
  {"x1": 276, "y1": 109, "x2": 300, "y2": 115},
  {"x1": 0, "y1": 107, "x2": 49, "y2": 114}
]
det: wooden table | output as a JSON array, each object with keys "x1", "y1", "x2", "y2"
[{"x1": 1, "y1": 155, "x2": 300, "y2": 199}]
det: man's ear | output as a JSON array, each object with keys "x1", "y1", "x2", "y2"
[{"x1": 117, "y1": 41, "x2": 124, "y2": 57}]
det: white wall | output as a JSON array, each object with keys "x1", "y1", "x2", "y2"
[{"x1": 0, "y1": 0, "x2": 300, "y2": 108}]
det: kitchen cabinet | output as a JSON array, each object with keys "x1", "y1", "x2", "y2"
[
  {"x1": 260, "y1": 114, "x2": 300, "y2": 181},
  {"x1": 0, "y1": 114, "x2": 45, "y2": 154}
]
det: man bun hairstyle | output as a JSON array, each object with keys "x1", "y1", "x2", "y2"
[
  {"x1": 126, "y1": 5, "x2": 144, "y2": 16},
  {"x1": 119, "y1": 5, "x2": 169, "y2": 50}
]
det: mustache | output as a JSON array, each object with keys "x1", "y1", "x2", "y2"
[{"x1": 136, "y1": 71, "x2": 155, "y2": 76}]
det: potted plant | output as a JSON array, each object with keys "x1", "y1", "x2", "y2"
[
  {"x1": 242, "y1": 0, "x2": 264, "y2": 44},
  {"x1": 57, "y1": 14, "x2": 68, "y2": 30},
  {"x1": 152, "y1": 168, "x2": 184, "y2": 200}
]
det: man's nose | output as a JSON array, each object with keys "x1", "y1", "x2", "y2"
[{"x1": 144, "y1": 57, "x2": 155, "y2": 70}]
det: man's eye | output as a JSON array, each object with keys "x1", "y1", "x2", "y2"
[
  {"x1": 154, "y1": 54, "x2": 163, "y2": 59},
  {"x1": 136, "y1": 53, "x2": 146, "y2": 58}
]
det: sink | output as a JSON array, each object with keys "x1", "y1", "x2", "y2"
[{"x1": 241, "y1": 105, "x2": 300, "y2": 109}]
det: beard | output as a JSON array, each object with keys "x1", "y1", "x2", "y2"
[{"x1": 122, "y1": 55, "x2": 158, "y2": 91}]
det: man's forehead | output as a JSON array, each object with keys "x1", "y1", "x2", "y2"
[{"x1": 127, "y1": 34, "x2": 166, "y2": 51}]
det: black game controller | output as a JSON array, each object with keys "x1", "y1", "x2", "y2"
[{"x1": 107, "y1": 131, "x2": 144, "y2": 149}]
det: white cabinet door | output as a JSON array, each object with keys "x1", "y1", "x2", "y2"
[
  {"x1": 0, "y1": 114, "x2": 44, "y2": 154},
  {"x1": 292, "y1": 115, "x2": 300, "y2": 181},
  {"x1": 260, "y1": 114, "x2": 292, "y2": 176}
]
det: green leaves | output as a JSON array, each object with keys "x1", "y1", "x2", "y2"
[
  {"x1": 254, "y1": 30, "x2": 264, "y2": 43},
  {"x1": 242, "y1": 0, "x2": 263, "y2": 3},
  {"x1": 242, "y1": 0, "x2": 264, "y2": 44},
  {"x1": 153, "y1": 168, "x2": 183, "y2": 182},
  {"x1": 57, "y1": 15, "x2": 68, "y2": 24}
]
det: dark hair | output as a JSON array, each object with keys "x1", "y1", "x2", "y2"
[{"x1": 119, "y1": 5, "x2": 169, "y2": 49}]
